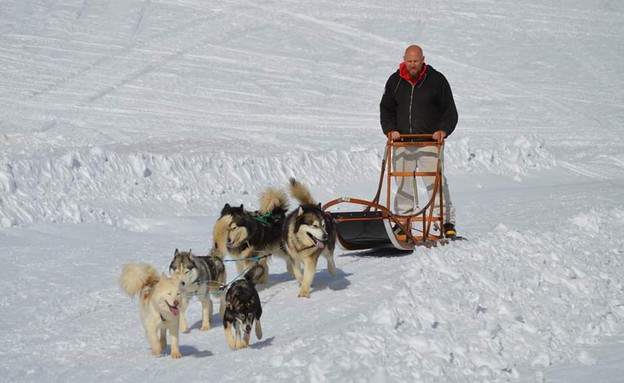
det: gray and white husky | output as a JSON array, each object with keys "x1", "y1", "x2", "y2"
[
  {"x1": 282, "y1": 178, "x2": 337, "y2": 298},
  {"x1": 169, "y1": 248, "x2": 226, "y2": 332}
]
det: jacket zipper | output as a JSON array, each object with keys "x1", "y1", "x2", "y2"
[{"x1": 409, "y1": 83, "x2": 415, "y2": 134}]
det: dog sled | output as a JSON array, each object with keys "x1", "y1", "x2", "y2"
[{"x1": 322, "y1": 134, "x2": 460, "y2": 251}]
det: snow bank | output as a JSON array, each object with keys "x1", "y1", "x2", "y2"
[
  {"x1": 0, "y1": 135, "x2": 554, "y2": 228},
  {"x1": 272, "y1": 208, "x2": 624, "y2": 382},
  {"x1": 447, "y1": 135, "x2": 556, "y2": 180}
]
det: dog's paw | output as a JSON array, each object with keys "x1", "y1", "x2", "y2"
[
  {"x1": 328, "y1": 265, "x2": 337, "y2": 277},
  {"x1": 224, "y1": 330, "x2": 237, "y2": 349},
  {"x1": 200, "y1": 324, "x2": 210, "y2": 331},
  {"x1": 171, "y1": 350, "x2": 182, "y2": 359},
  {"x1": 234, "y1": 340, "x2": 249, "y2": 349},
  {"x1": 298, "y1": 290, "x2": 311, "y2": 298},
  {"x1": 151, "y1": 350, "x2": 163, "y2": 357},
  {"x1": 235, "y1": 342, "x2": 248, "y2": 349}
]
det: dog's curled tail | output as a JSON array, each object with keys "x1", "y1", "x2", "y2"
[
  {"x1": 212, "y1": 214, "x2": 231, "y2": 259},
  {"x1": 289, "y1": 177, "x2": 317, "y2": 206},
  {"x1": 244, "y1": 263, "x2": 266, "y2": 286},
  {"x1": 119, "y1": 263, "x2": 160, "y2": 298},
  {"x1": 259, "y1": 187, "x2": 289, "y2": 214}
]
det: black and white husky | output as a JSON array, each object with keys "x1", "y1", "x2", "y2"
[
  {"x1": 282, "y1": 178, "x2": 337, "y2": 298},
  {"x1": 212, "y1": 187, "x2": 289, "y2": 285},
  {"x1": 222, "y1": 264, "x2": 264, "y2": 350},
  {"x1": 169, "y1": 248, "x2": 226, "y2": 332}
]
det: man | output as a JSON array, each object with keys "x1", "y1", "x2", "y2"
[{"x1": 379, "y1": 44, "x2": 458, "y2": 238}]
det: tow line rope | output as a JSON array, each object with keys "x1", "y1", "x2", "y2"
[{"x1": 184, "y1": 254, "x2": 270, "y2": 298}]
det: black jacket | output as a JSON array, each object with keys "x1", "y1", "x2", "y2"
[{"x1": 380, "y1": 65, "x2": 458, "y2": 138}]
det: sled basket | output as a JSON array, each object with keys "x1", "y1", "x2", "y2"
[{"x1": 331, "y1": 211, "x2": 392, "y2": 250}]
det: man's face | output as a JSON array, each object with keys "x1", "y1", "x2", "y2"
[{"x1": 404, "y1": 50, "x2": 424, "y2": 78}]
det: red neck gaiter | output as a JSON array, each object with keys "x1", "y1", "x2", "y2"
[{"x1": 399, "y1": 62, "x2": 428, "y2": 85}]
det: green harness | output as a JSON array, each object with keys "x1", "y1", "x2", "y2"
[{"x1": 252, "y1": 212, "x2": 274, "y2": 227}]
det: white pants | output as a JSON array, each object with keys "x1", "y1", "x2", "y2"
[{"x1": 392, "y1": 145, "x2": 455, "y2": 225}]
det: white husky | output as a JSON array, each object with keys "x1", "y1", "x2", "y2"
[{"x1": 119, "y1": 263, "x2": 184, "y2": 358}]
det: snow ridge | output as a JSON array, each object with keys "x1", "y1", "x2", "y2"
[{"x1": 0, "y1": 136, "x2": 553, "y2": 228}]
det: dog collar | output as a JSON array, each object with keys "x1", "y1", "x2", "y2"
[{"x1": 292, "y1": 239, "x2": 318, "y2": 252}]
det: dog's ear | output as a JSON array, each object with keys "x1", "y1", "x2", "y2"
[
  {"x1": 221, "y1": 203, "x2": 231, "y2": 214},
  {"x1": 317, "y1": 202, "x2": 322, "y2": 209},
  {"x1": 294, "y1": 209, "x2": 304, "y2": 232},
  {"x1": 188, "y1": 248, "x2": 192, "y2": 256},
  {"x1": 174, "y1": 248, "x2": 179, "y2": 256},
  {"x1": 169, "y1": 272, "x2": 183, "y2": 285}
]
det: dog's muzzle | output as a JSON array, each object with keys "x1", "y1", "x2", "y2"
[
  {"x1": 307, "y1": 233, "x2": 326, "y2": 249},
  {"x1": 166, "y1": 300, "x2": 180, "y2": 316}
]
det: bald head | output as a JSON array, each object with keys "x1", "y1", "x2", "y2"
[
  {"x1": 404, "y1": 45, "x2": 423, "y2": 58},
  {"x1": 403, "y1": 45, "x2": 425, "y2": 80}
]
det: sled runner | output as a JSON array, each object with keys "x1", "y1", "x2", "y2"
[{"x1": 322, "y1": 134, "x2": 460, "y2": 251}]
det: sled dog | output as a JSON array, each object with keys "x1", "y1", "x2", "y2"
[
  {"x1": 169, "y1": 248, "x2": 226, "y2": 332},
  {"x1": 283, "y1": 178, "x2": 337, "y2": 298},
  {"x1": 213, "y1": 187, "x2": 289, "y2": 284},
  {"x1": 223, "y1": 264, "x2": 264, "y2": 350},
  {"x1": 119, "y1": 262, "x2": 184, "y2": 358}
]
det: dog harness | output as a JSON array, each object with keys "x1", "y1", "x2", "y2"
[{"x1": 252, "y1": 212, "x2": 274, "y2": 227}]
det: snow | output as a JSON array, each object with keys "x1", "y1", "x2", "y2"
[{"x1": 1, "y1": 0, "x2": 624, "y2": 382}]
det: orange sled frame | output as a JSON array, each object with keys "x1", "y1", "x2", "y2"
[{"x1": 322, "y1": 134, "x2": 451, "y2": 250}]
